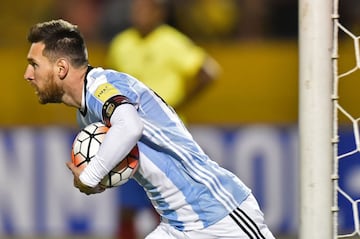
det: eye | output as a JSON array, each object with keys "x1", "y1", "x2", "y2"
[
  {"x1": 28, "y1": 62, "x2": 39, "y2": 70},
  {"x1": 27, "y1": 59, "x2": 38, "y2": 69}
]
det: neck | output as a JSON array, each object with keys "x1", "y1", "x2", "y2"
[
  {"x1": 62, "y1": 65, "x2": 89, "y2": 108},
  {"x1": 138, "y1": 23, "x2": 163, "y2": 37}
]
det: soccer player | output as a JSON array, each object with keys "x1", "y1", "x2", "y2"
[
  {"x1": 105, "y1": 0, "x2": 220, "y2": 237},
  {"x1": 24, "y1": 19, "x2": 275, "y2": 239}
]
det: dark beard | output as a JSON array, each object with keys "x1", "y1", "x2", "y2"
[{"x1": 38, "y1": 76, "x2": 64, "y2": 104}]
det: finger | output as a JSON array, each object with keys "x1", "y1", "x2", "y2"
[
  {"x1": 97, "y1": 186, "x2": 106, "y2": 192},
  {"x1": 66, "y1": 161, "x2": 75, "y2": 170}
]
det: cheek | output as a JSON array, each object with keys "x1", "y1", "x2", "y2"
[{"x1": 36, "y1": 68, "x2": 53, "y2": 82}]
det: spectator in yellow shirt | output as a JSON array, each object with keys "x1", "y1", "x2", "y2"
[
  {"x1": 106, "y1": 0, "x2": 220, "y2": 113},
  {"x1": 106, "y1": 0, "x2": 220, "y2": 238}
]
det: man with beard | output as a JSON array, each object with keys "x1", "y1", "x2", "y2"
[{"x1": 24, "y1": 19, "x2": 275, "y2": 239}]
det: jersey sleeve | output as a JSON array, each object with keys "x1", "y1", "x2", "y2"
[{"x1": 84, "y1": 73, "x2": 137, "y2": 125}]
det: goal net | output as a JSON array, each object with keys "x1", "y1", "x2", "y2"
[
  {"x1": 333, "y1": 0, "x2": 360, "y2": 238},
  {"x1": 300, "y1": 0, "x2": 360, "y2": 238}
]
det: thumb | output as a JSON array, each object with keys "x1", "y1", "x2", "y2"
[{"x1": 66, "y1": 161, "x2": 75, "y2": 171}]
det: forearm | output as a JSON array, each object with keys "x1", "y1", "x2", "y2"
[{"x1": 79, "y1": 104, "x2": 143, "y2": 187}]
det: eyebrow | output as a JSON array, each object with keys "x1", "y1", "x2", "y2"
[{"x1": 27, "y1": 57, "x2": 35, "y2": 64}]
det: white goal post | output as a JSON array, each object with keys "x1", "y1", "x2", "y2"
[{"x1": 299, "y1": 0, "x2": 334, "y2": 238}]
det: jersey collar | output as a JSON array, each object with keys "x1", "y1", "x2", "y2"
[{"x1": 79, "y1": 65, "x2": 93, "y2": 116}]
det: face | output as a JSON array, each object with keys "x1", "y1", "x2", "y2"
[
  {"x1": 24, "y1": 42, "x2": 64, "y2": 104},
  {"x1": 131, "y1": 0, "x2": 164, "y2": 34}
]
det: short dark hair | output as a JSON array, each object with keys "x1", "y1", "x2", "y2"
[{"x1": 27, "y1": 19, "x2": 88, "y2": 68}]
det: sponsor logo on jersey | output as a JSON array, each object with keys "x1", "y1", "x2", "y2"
[{"x1": 95, "y1": 83, "x2": 119, "y2": 102}]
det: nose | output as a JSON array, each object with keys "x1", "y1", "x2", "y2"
[{"x1": 24, "y1": 65, "x2": 34, "y2": 81}]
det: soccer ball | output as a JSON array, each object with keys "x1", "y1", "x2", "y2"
[{"x1": 71, "y1": 122, "x2": 139, "y2": 188}]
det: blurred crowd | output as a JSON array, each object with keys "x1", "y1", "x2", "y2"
[
  {"x1": 3, "y1": 0, "x2": 360, "y2": 46},
  {"x1": 56, "y1": 0, "x2": 298, "y2": 42},
  {"x1": 0, "y1": 0, "x2": 299, "y2": 45}
]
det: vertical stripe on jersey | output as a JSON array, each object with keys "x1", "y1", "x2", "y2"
[
  {"x1": 142, "y1": 120, "x2": 239, "y2": 211},
  {"x1": 134, "y1": 152, "x2": 204, "y2": 230}
]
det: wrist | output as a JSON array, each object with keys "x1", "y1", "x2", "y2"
[{"x1": 79, "y1": 155, "x2": 109, "y2": 187}]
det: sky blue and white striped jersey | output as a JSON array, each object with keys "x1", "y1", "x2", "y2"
[{"x1": 77, "y1": 67, "x2": 251, "y2": 231}]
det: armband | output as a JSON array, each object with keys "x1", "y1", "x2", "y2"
[{"x1": 102, "y1": 95, "x2": 132, "y2": 127}]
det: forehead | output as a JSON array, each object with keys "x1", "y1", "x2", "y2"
[{"x1": 27, "y1": 42, "x2": 46, "y2": 61}]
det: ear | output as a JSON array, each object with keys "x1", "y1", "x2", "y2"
[{"x1": 56, "y1": 58, "x2": 69, "y2": 80}]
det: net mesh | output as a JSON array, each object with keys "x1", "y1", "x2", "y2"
[{"x1": 332, "y1": 0, "x2": 360, "y2": 238}]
